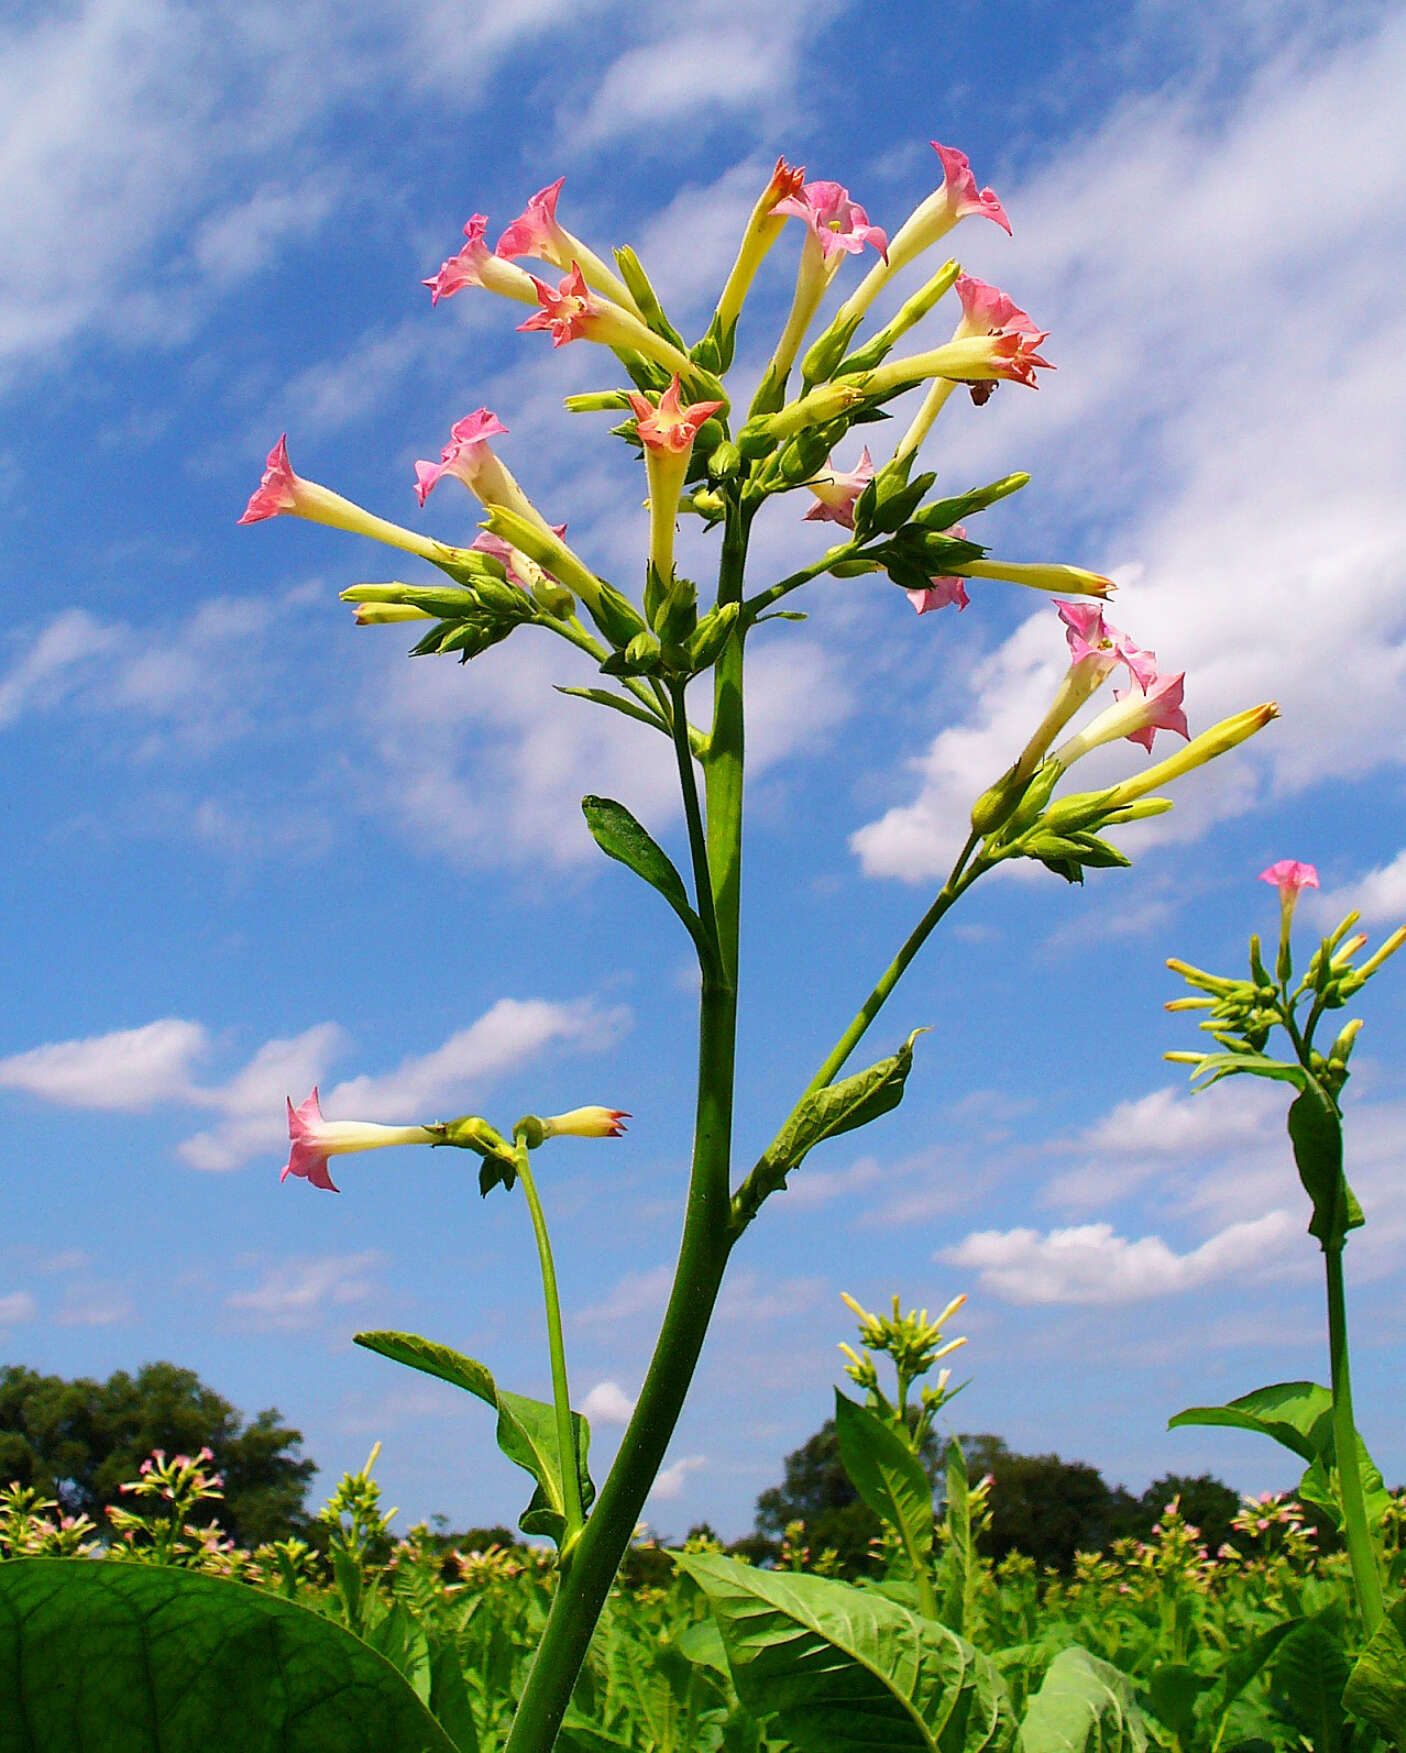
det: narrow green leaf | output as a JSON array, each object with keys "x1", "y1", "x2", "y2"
[
  {"x1": 0, "y1": 1559, "x2": 458, "y2": 1753},
  {"x1": 354, "y1": 1331, "x2": 497, "y2": 1408},
  {"x1": 555, "y1": 686, "x2": 666, "y2": 734},
  {"x1": 834, "y1": 1391, "x2": 934, "y2": 1588},
  {"x1": 364, "y1": 1602, "x2": 432, "y2": 1706},
  {"x1": 1019, "y1": 1646, "x2": 1150, "y2": 1753},
  {"x1": 674, "y1": 1552, "x2": 1017, "y2": 1752},
  {"x1": 580, "y1": 795, "x2": 706, "y2": 952},
  {"x1": 938, "y1": 1438, "x2": 975, "y2": 1638},
  {"x1": 1200, "y1": 1617, "x2": 1301, "y2": 1737},
  {"x1": 909, "y1": 473, "x2": 1030, "y2": 531},
  {"x1": 755, "y1": 1029, "x2": 925, "y2": 1190}
]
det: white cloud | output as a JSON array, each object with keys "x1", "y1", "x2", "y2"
[
  {"x1": 0, "y1": 1019, "x2": 208, "y2": 1109},
  {"x1": 575, "y1": 1264, "x2": 672, "y2": 1325},
  {"x1": 226, "y1": 1252, "x2": 383, "y2": 1328},
  {"x1": 57, "y1": 1281, "x2": 135, "y2": 1327},
  {"x1": 850, "y1": 13, "x2": 1406, "y2": 881},
  {"x1": 581, "y1": 1380, "x2": 636, "y2": 1425},
  {"x1": 177, "y1": 1024, "x2": 347, "y2": 1173},
  {"x1": 1311, "y1": 850, "x2": 1406, "y2": 928},
  {"x1": 0, "y1": 611, "x2": 119, "y2": 728},
  {"x1": 940, "y1": 1210, "x2": 1297, "y2": 1304},
  {"x1": 0, "y1": 1291, "x2": 37, "y2": 1326},
  {"x1": 648, "y1": 1454, "x2": 707, "y2": 1503}
]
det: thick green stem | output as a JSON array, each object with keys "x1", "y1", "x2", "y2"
[
  {"x1": 502, "y1": 500, "x2": 749, "y2": 1753},
  {"x1": 514, "y1": 1142, "x2": 585, "y2": 1548},
  {"x1": 1324, "y1": 1240, "x2": 1385, "y2": 1636}
]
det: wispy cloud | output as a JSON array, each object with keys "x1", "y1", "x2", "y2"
[
  {"x1": 0, "y1": 1291, "x2": 37, "y2": 1327},
  {"x1": 648, "y1": 1453, "x2": 707, "y2": 1503},
  {"x1": 0, "y1": 1019, "x2": 208, "y2": 1109},
  {"x1": 225, "y1": 1252, "x2": 384, "y2": 1328}
]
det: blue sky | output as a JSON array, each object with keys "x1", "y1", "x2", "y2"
[{"x1": 4, "y1": 0, "x2": 1406, "y2": 1538}]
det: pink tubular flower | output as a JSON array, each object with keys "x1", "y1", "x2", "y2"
[
  {"x1": 423, "y1": 214, "x2": 539, "y2": 307},
  {"x1": 518, "y1": 262, "x2": 598, "y2": 347},
  {"x1": 281, "y1": 1088, "x2": 435, "y2": 1195},
  {"x1": 238, "y1": 436, "x2": 304, "y2": 523},
  {"x1": 771, "y1": 179, "x2": 888, "y2": 264},
  {"x1": 929, "y1": 142, "x2": 1012, "y2": 236},
  {"x1": 471, "y1": 522, "x2": 568, "y2": 590},
  {"x1": 1114, "y1": 670, "x2": 1190, "y2": 752},
  {"x1": 623, "y1": 376, "x2": 724, "y2": 454},
  {"x1": 539, "y1": 1106, "x2": 630, "y2": 1140},
  {"x1": 1259, "y1": 859, "x2": 1319, "y2": 893},
  {"x1": 803, "y1": 448, "x2": 873, "y2": 528},
  {"x1": 413, "y1": 409, "x2": 509, "y2": 506},
  {"x1": 496, "y1": 178, "x2": 568, "y2": 262},
  {"x1": 951, "y1": 273, "x2": 1051, "y2": 400},
  {"x1": 1056, "y1": 600, "x2": 1159, "y2": 692},
  {"x1": 907, "y1": 576, "x2": 970, "y2": 616}
]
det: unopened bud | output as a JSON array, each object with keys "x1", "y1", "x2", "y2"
[
  {"x1": 539, "y1": 1106, "x2": 630, "y2": 1140},
  {"x1": 353, "y1": 603, "x2": 434, "y2": 624},
  {"x1": 708, "y1": 440, "x2": 742, "y2": 479}
]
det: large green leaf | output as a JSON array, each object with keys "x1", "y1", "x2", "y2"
[
  {"x1": 354, "y1": 1331, "x2": 593, "y2": 1547},
  {"x1": 1199, "y1": 1617, "x2": 1301, "y2": 1742},
  {"x1": 1267, "y1": 1614, "x2": 1350, "y2": 1750},
  {"x1": 1169, "y1": 1380, "x2": 1334, "y2": 1466},
  {"x1": 580, "y1": 795, "x2": 708, "y2": 957},
  {"x1": 1343, "y1": 1613, "x2": 1406, "y2": 1743},
  {"x1": 674, "y1": 1552, "x2": 1017, "y2": 1752},
  {"x1": 938, "y1": 1438, "x2": 976, "y2": 1639},
  {"x1": 1018, "y1": 1646, "x2": 1150, "y2": 1753},
  {"x1": 834, "y1": 1391, "x2": 934, "y2": 1590},
  {"x1": 0, "y1": 1559, "x2": 457, "y2": 1753},
  {"x1": 1287, "y1": 1083, "x2": 1364, "y2": 1246}
]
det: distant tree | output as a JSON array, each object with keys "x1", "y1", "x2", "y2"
[
  {"x1": 0, "y1": 1361, "x2": 315, "y2": 1546},
  {"x1": 754, "y1": 1416, "x2": 944, "y2": 1574},
  {"x1": 960, "y1": 1434, "x2": 1135, "y2": 1571}
]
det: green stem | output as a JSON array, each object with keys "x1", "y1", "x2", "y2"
[
  {"x1": 555, "y1": 616, "x2": 672, "y2": 733},
  {"x1": 514, "y1": 1140, "x2": 585, "y2": 1548},
  {"x1": 1324, "y1": 1239, "x2": 1385, "y2": 1636},
  {"x1": 669, "y1": 677, "x2": 721, "y2": 965},
  {"x1": 805, "y1": 831, "x2": 982, "y2": 1095},
  {"x1": 503, "y1": 497, "x2": 750, "y2": 1753},
  {"x1": 743, "y1": 542, "x2": 863, "y2": 619}
]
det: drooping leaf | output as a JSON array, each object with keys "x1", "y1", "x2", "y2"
[
  {"x1": 581, "y1": 795, "x2": 708, "y2": 956},
  {"x1": 1169, "y1": 1381, "x2": 1334, "y2": 1466},
  {"x1": 674, "y1": 1552, "x2": 1017, "y2": 1752},
  {"x1": 1287, "y1": 1083, "x2": 1364, "y2": 1246},
  {"x1": 752, "y1": 1030, "x2": 925, "y2": 1193},
  {"x1": 1018, "y1": 1646, "x2": 1150, "y2": 1753},
  {"x1": 0, "y1": 1559, "x2": 458, "y2": 1753},
  {"x1": 833, "y1": 1391, "x2": 934, "y2": 1591},
  {"x1": 352, "y1": 1332, "x2": 592, "y2": 1547}
]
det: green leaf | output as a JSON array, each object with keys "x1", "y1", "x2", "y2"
[
  {"x1": 1287, "y1": 1082, "x2": 1365, "y2": 1246},
  {"x1": 909, "y1": 473, "x2": 1029, "y2": 531},
  {"x1": 938, "y1": 1438, "x2": 975, "y2": 1638},
  {"x1": 581, "y1": 795, "x2": 707, "y2": 955},
  {"x1": 364, "y1": 1602, "x2": 432, "y2": 1706},
  {"x1": 1169, "y1": 1380, "x2": 1335, "y2": 1466},
  {"x1": 555, "y1": 685, "x2": 667, "y2": 734},
  {"x1": 1018, "y1": 1646, "x2": 1150, "y2": 1753},
  {"x1": 1268, "y1": 1614, "x2": 1350, "y2": 1749},
  {"x1": 1343, "y1": 1613, "x2": 1406, "y2": 1741},
  {"x1": 674, "y1": 1553, "x2": 1018, "y2": 1752},
  {"x1": 0, "y1": 1558, "x2": 458, "y2": 1753},
  {"x1": 833, "y1": 1391, "x2": 934, "y2": 1589},
  {"x1": 1200, "y1": 1617, "x2": 1301, "y2": 1738},
  {"x1": 1144, "y1": 1663, "x2": 1208, "y2": 1742},
  {"x1": 427, "y1": 1637, "x2": 480, "y2": 1753},
  {"x1": 352, "y1": 1332, "x2": 592, "y2": 1547},
  {"x1": 753, "y1": 1029, "x2": 925, "y2": 1193}
]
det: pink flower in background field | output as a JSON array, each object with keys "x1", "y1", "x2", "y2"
[
  {"x1": 281, "y1": 1088, "x2": 434, "y2": 1194},
  {"x1": 802, "y1": 448, "x2": 874, "y2": 527},
  {"x1": 928, "y1": 142, "x2": 1012, "y2": 236},
  {"x1": 771, "y1": 180, "x2": 888, "y2": 263},
  {"x1": 237, "y1": 436, "x2": 303, "y2": 523},
  {"x1": 413, "y1": 409, "x2": 510, "y2": 505},
  {"x1": 1259, "y1": 859, "x2": 1319, "y2": 893},
  {"x1": 624, "y1": 376, "x2": 724, "y2": 453}
]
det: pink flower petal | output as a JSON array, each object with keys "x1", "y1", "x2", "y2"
[
  {"x1": 238, "y1": 435, "x2": 300, "y2": 524},
  {"x1": 496, "y1": 177, "x2": 566, "y2": 261},
  {"x1": 930, "y1": 142, "x2": 1012, "y2": 236},
  {"x1": 1259, "y1": 859, "x2": 1319, "y2": 893}
]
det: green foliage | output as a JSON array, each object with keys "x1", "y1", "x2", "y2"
[
  {"x1": 0, "y1": 1360, "x2": 313, "y2": 1547},
  {"x1": 0, "y1": 1558, "x2": 457, "y2": 1753},
  {"x1": 1019, "y1": 1646, "x2": 1150, "y2": 1752},
  {"x1": 833, "y1": 1390, "x2": 934, "y2": 1588},
  {"x1": 961, "y1": 1435, "x2": 1132, "y2": 1573},
  {"x1": 354, "y1": 1332, "x2": 594, "y2": 1550},
  {"x1": 675, "y1": 1551, "x2": 1019, "y2": 1751},
  {"x1": 579, "y1": 794, "x2": 709, "y2": 960}
]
